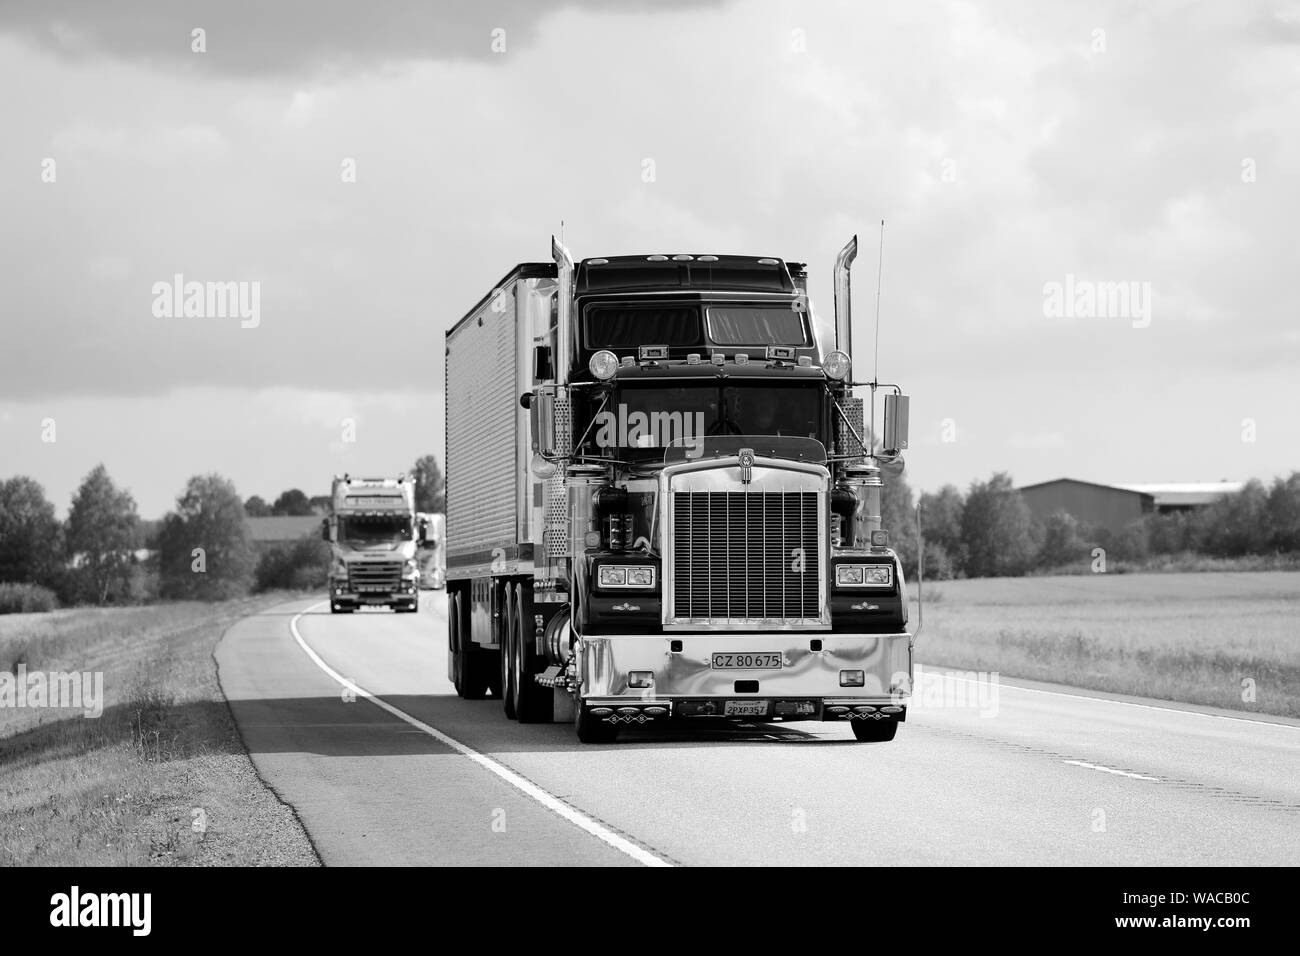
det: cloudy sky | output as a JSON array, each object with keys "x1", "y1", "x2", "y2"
[{"x1": 1, "y1": 0, "x2": 1296, "y2": 517}]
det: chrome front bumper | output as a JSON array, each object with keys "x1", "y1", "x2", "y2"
[
  {"x1": 329, "y1": 579, "x2": 418, "y2": 603},
  {"x1": 576, "y1": 632, "x2": 912, "y2": 703}
]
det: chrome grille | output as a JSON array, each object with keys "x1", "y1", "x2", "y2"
[
  {"x1": 671, "y1": 491, "x2": 822, "y2": 624},
  {"x1": 347, "y1": 561, "x2": 402, "y2": 592}
]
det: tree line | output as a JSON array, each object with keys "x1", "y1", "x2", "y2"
[
  {"x1": 0, "y1": 454, "x2": 446, "y2": 612},
  {"x1": 884, "y1": 471, "x2": 1300, "y2": 580}
]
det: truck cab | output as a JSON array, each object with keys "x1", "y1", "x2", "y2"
[{"x1": 324, "y1": 475, "x2": 421, "y2": 613}]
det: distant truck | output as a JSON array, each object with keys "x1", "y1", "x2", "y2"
[
  {"x1": 444, "y1": 237, "x2": 913, "y2": 742},
  {"x1": 416, "y1": 512, "x2": 446, "y2": 590},
  {"x1": 322, "y1": 475, "x2": 420, "y2": 613}
]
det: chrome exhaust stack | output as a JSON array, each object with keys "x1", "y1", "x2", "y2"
[
  {"x1": 552, "y1": 235, "x2": 575, "y2": 386},
  {"x1": 833, "y1": 235, "x2": 858, "y2": 361}
]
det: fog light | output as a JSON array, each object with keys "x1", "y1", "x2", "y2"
[
  {"x1": 840, "y1": 669, "x2": 865, "y2": 687},
  {"x1": 629, "y1": 671, "x2": 654, "y2": 689}
]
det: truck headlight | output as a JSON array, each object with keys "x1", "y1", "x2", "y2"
[
  {"x1": 598, "y1": 565, "x2": 656, "y2": 588},
  {"x1": 403, "y1": 559, "x2": 418, "y2": 576},
  {"x1": 835, "y1": 564, "x2": 892, "y2": 587},
  {"x1": 332, "y1": 559, "x2": 348, "y2": 576}
]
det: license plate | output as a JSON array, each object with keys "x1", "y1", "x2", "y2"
[
  {"x1": 724, "y1": 700, "x2": 768, "y2": 717},
  {"x1": 712, "y1": 653, "x2": 782, "y2": 669}
]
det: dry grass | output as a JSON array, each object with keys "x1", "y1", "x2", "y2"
[
  {"x1": 0, "y1": 597, "x2": 319, "y2": 866},
  {"x1": 910, "y1": 571, "x2": 1300, "y2": 718}
]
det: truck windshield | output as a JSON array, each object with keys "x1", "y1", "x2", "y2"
[
  {"x1": 596, "y1": 383, "x2": 824, "y2": 457},
  {"x1": 706, "y1": 306, "x2": 808, "y2": 346},
  {"x1": 339, "y1": 516, "x2": 412, "y2": 545}
]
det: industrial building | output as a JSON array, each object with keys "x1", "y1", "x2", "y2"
[{"x1": 1017, "y1": 479, "x2": 1243, "y2": 534}]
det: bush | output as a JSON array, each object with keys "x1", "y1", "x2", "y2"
[
  {"x1": 961, "y1": 473, "x2": 1041, "y2": 577},
  {"x1": 0, "y1": 582, "x2": 60, "y2": 614},
  {"x1": 1193, "y1": 479, "x2": 1271, "y2": 556},
  {"x1": 1037, "y1": 511, "x2": 1091, "y2": 570},
  {"x1": 1110, "y1": 519, "x2": 1150, "y2": 563},
  {"x1": 920, "y1": 541, "x2": 961, "y2": 581},
  {"x1": 255, "y1": 535, "x2": 330, "y2": 592},
  {"x1": 158, "y1": 474, "x2": 256, "y2": 600}
]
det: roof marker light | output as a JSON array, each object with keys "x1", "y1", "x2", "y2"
[
  {"x1": 735, "y1": 353, "x2": 749, "y2": 365},
  {"x1": 698, "y1": 255, "x2": 719, "y2": 262},
  {"x1": 620, "y1": 355, "x2": 634, "y2": 367},
  {"x1": 711, "y1": 353, "x2": 725, "y2": 365},
  {"x1": 647, "y1": 255, "x2": 668, "y2": 262},
  {"x1": 757, "y1": 257, "x2": 779, "y2": 265},
  {"x1": 687, "y1": 353, "x2": 701, "y2": 365},
  {"x1": 587, "y1": 258, "x2": 608, "y2": 265},
  {"x1": 671, "y1": 254, "x2": 694, "y2": 261},
  {"x1": 798, "y1": 356, "x2": 812, "y2": 367}
]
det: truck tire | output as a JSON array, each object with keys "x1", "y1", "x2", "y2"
[
  {"x1": 575, "y1": 704, "x2": 620, "y2": 744},
  {"x1": 509, "y1": 583, "x2": 552, "y2": 723},
  {"x1": 451, "y1": 592, "x2": 492, "y2": 699},
  {"x1": 500, "y1": 589, "x2": 517, "y2": 719},
  {"x1": 851, "y1": 718, "x2": 899, "y2": 742}
]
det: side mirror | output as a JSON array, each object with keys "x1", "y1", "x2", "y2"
[
  {"x1": 320, "y1": 518, "x2": 331, "y2": 542},
  {"x1": 882, "y1": 394, "x2": 909, "y2": 454}
]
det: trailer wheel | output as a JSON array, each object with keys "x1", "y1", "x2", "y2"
[
  {"x1": 509, "y1": 583, "x2": 552, "y2": 723},
  {"x1": 500, "y1": 589, "x2": 517, "y2": 719},
  {"x1": 575, "y1": 704, "x2": 620, "y2": 744},
  {"x1": 851, "y1": 718, "x2": 899, "y2": 742},
  {"x1": 451, "y1": 592, "x2": 492, "y2": 699}
]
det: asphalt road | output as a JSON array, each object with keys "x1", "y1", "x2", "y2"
[{"x1": 216, "y1": 595, "x2": 1300, "y2": 866}]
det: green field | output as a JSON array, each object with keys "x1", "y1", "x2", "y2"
[
  {"x1": 910, "y1": 571, "x2": 1300, "y2": 718},
  {"x1": 0, "y1": 598, "x2": 318, "y2": 866}
]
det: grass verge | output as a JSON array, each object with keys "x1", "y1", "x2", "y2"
[
  {"x1": 910, "y1": 571, "x2": 1300, "y2": 718},
  {"x1": 0, "y1": 597, "x2": 320, "y2": 866}
]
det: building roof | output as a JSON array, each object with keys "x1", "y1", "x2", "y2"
[
  {"x1": 1017, "y1": 477, "x2": 1154, "y2": 501},
  {"x1": 1016, "y1": 478, "x2": 1244, "y2": 509},
  {"x1": 247, "y1": 516, "x2": 321, "y2": 543},
  {"x1": 1116, "y1": 482, "x2": 1245, "y2": 507}
]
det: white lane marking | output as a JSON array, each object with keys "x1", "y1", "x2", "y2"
[
  {"x1": 1063, "y1": 760, "x2": 1160, "y2": 781},
  {"x1": 289, "y1": 602, "x2": 671, "y2": 868},
  {"x1": 931, "y1": 670, "x2": 1299, "y2": 730}
]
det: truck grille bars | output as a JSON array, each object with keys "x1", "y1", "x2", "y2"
[
  {"x1": 347, "y1": 561, "x2": 403, "y2": 592},
  {"x1": 669, "y1": 490, "x2": 825, "y2": 627}
]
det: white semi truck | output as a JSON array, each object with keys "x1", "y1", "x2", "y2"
[
  {"x1": 322, "y1": 475, "x2": 420, "y2": 613},
  {"x1": 444, "y1": 238, "x2": 912, "y2": 742}
]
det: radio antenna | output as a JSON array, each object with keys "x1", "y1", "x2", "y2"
[{"x1": 873, "y1": 219, "x2": 884, "y2": 383}]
